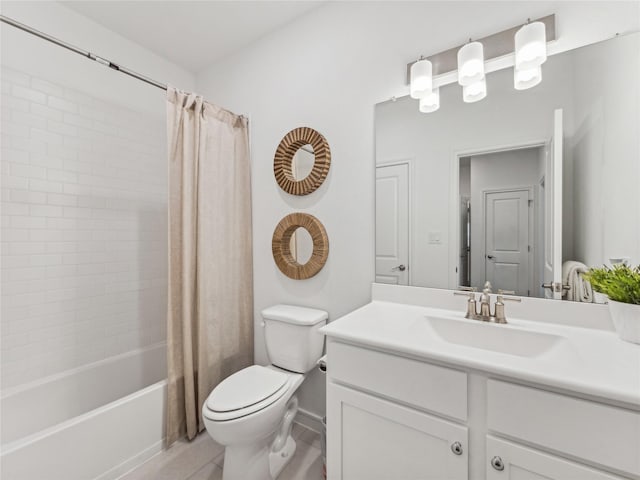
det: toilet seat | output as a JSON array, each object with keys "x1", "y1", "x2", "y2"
[{"x1": 203, "y1": 365, "x2": 291, "y2": 422}]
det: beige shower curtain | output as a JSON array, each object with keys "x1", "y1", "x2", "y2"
[{"x1": 166, "y1": 87, "x2": 253, "y2": 446}]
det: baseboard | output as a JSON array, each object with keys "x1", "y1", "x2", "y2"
[
  {"x1": 98, "y1": 439, "x2": 165, "y2": 480},
  {"x1": 295, "y1": 407, "x2": 324, "y2": 434}
]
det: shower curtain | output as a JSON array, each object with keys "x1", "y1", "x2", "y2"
[{"x1": 166, "y1": 87, "x2": 253, "y2": 445}]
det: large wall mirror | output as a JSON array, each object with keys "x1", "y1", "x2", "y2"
[{"x1": 375, "y1": 32, "x2": 639, "y2": 302}]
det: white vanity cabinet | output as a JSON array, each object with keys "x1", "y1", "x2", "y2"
[
  {"x1": 328, "y1": 383, "x2": 468, "y2": 480},
  {"x1": 326, "y1": 341, "x2": 470, "y2": 479},
  {"x1": 325, "y1": 339, "x2": 640, "y2": 480}
]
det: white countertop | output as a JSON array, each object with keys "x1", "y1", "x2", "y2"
[{"x1": 320, "y1": 300, "x2": 640, "y2": 408}]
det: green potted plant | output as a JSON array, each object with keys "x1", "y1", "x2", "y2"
[{"x1": 584, "y1": 265, "x2": 640, "y2": 344}]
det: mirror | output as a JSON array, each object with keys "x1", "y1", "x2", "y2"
[
  {"x1": 375, "y1": 32, "x2": 639, "y2": 301},
  {"x1": 274, "y1": 127, "x2": 331, "y2": 195},
  {"x1": 289, "y1": 226, "x2": 314, "y2": 264},
  {"x1": 292, "y1": 145, "x2": 315, "y2": 180},
  {"x1": 272, "y1": 212, "x2": 329, "y2": 279}
]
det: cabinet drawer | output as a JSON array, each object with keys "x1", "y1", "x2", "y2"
[
  {"x1": 486, "y1": 436, "x2": 626, "y2": 480},
  {"x1": 327, "y1": 340, "x2": 467, "y2": 421},
  {"x1": 487, "y1": 380, "x2": 640, "y2": 477}
]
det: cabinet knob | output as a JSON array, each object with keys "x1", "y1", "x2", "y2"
[
  {"x1": 491, "y1": 456, "x2": 505, "y2": 471},
  {"x1": 450, "y1": 441, "x2": 463, "y2": 455}
]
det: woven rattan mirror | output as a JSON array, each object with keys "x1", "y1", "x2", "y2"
[
  {"x1": 274, "y1": 127, "x2": 331, "y2": 195},
  {"x1": 272, "y1": 213, "x2": 329, "y2": 279}
]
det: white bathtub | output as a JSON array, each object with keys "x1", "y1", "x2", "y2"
[{"x1": 1, "y1": 343, "x2": 167, "y2": 480}]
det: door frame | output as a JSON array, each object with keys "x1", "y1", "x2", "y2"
[
  {"x1": 481, "y1": 186, "x2": 535, "y2": 296},
  {"x1": 448, "y1": 140, "x2": 546, "y2": 290},
  {"x1": 375, "y1": 158, "x2": 414, "y2": 285}
]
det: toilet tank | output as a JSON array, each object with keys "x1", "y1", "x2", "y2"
[{"x1": 262, "y1": 305, "x2": 328, "y2": 373}]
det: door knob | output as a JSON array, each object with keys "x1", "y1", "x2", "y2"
[
  {"x1": 491, "y1": 456, "x2": 504, "y2": 471},
  {"x1": 487, "y1": 255, "x2": 496, "y2": 260},
  {"x1": 391, "y1": 264, "x2": 406, "y2": 272},
  {"x1": 450, "y1": 441, "x2": 463, "y2": 455}
]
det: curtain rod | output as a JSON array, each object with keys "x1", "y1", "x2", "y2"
[{"x1": 1, "y1": 14, "x2": 167, "y2": 91}]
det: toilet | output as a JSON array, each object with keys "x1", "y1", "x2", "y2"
[{"x1": 202, "y1": 304, "x2": 328, "y2": 480}]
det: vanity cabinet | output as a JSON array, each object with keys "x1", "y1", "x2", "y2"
[
  {"x1": 325, "y1": 339, "x2": 640, "y2": 480},
  {"x1": 327, "y1": 383, "x2": 468, "y2": 480}
]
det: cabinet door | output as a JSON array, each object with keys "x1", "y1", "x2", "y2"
[
  {"x1": 486, "y1": 436, "x2": 626, "y2": 480},
  {"x1": 327, "y1": 382, "x2": 468, "y2": 480}
]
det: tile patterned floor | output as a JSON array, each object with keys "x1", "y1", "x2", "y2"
[{"x1": 119, "y1": 423, "x2": 323, "y2": 480}]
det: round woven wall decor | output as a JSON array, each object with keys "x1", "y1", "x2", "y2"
[
  {"x1": 273, "y1": 127, "x2": 331, "y2": 195},
  {"x1": 272, "y1": 213, "x2": 329, "y2": 280}
]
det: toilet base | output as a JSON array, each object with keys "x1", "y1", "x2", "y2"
[
  {"x1": 221, "y1": 434, "x2": 296, "y2": 480},
  {"x1": 269, "y1": 435, "x2": 296, "y2": 479}
]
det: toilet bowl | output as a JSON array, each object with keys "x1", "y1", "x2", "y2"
[{"x1": 202, "y1": 305, "x2": 327, "y2": 480}]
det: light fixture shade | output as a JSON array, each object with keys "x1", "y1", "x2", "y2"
[
  {"x1": 457, "y1": 42, "x2": 485, "y2": 86},
  {"x1": 463, "y1": 78, "x2": 487, "y2": 103},
  {"x1": 514, "y1": 65, "x2": 542, "y2": 90},
  {"x1": 410, "y1": 59, "x2": 433, "y2": 99},
  {"x1": 515, "y1": 21, "x2": 547, "y2": 70},
  {"x1": 419, "y1": 88, "x2": 440, "y2": 113}
]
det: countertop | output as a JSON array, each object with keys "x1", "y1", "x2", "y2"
[{"x1": 320, "y1": 300, "x2": 640, "y2": 408}]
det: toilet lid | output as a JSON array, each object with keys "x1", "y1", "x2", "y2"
[{"x1": 206, "y1": 365, "x2": 289, "y2": 413}]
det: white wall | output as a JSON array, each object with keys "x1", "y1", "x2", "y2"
[
  {"x1": 571, "y1": 33, "x2": 640, "y2": 267},
  {"x1": 0, "y1": 1, "x2": 195, "y2": 115},
  {"x1": 1, "y1": 2, "x2": 195, "y2": 389},
  {"x1": 195, "y1": 2, "x2": 639, "y2": 420},
  {"x1": 469, "y1": 148, "x2": 543, "y2": 292}
]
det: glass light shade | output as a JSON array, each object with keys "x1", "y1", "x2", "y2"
[
  {"x1": 457, "y1": 42, "x2": 485, "y2": 86},
  {"x1": 410, "y1": 59, "x2": 433, "y2": 99},
  {"x1": 463, "y1": 78, "x2": 487, "y2": 103},
  {"x1": 514, "y1": 65, "x2": 542, "y2": 90},
  {"x1": 419, "y1": 88, "x2": 440, "y2": 113},
  {"x1": 515, "y1": 22, "x2": 547, "y2": 70}
]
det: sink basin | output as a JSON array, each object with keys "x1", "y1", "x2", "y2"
[{"x1": 425, "y1": 316, "x2": 565, "y2": 357}]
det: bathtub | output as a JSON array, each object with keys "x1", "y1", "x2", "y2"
[{"x1": 1, "y1": 343, "x2": 167, "y2": 480}]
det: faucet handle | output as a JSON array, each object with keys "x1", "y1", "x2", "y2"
[
  {"x1": 454, "y1": 286, "x2": 477, "y2": 300},
  {"x1": 497, "y1": 289, "x2": 521, "y2": 302},
  {"x1": 456, "y1": 286, "x2": 477, "y2": 292},
  {"x1": 454, "y1": 288, "x2": 478, "y2": 319},
  {"x1": 494, "y1": 290, "x2": 521, "y2": 324}
]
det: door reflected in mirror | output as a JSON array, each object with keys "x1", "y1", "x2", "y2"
[
  {"x1": 289, "y1": 226, "x2": 313, "y2": 264},
  {"x1": 292, "y1": 144, "x2": 315, "y2": 181},
  {"x1": 457, "y1": 147, "x2": 546, "y2": 297}
]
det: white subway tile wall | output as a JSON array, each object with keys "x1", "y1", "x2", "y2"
[{"x1": 1, "y1": 66, "x2": 168, "y2": 390}]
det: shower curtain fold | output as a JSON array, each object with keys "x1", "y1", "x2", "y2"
[{"x1": 165, "y1": 87, "x2": 253, "y2": 446}]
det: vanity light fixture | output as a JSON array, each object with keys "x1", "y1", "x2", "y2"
[
  {"x1": 515, "y1": 21, "x2": 547, "y2": 70},
  {"x1": 419, "y1": 87, "x2": 440, "y2": 113},
  {"x1": 457, "y1": 41, "x2": 485, "y2": 86},
  {"x1": 463, "y1": 78, "x2": 487, "y2": 103},
  {"x1": 514, "y1": 64, "x2": 542, "y2": 90},
  {"x1": 405, "y1": 15, "x2": 554, "y2": 111},
  {"x1": 410, "y1": 58, "x2": 433, "y2": 99}
]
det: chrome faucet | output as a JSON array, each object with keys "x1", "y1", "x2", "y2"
[
  {"x1": 479, "y1": 281, "x2": 493, "y2": 320},
  {"x1": 454, "y1": 282, "x2": 521, "y2": 323}
]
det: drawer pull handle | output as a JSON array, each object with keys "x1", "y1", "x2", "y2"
[
  {"x1": 491, "y1": 456, "x2": 504, "y2": 471},
  {"x1": 450, "y1": 441, "x2": 463, "y2": 455}
]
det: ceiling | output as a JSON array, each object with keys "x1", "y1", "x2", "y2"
[{"x1": 61, "y1": 1, "x2": 324, "y2": 73}]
